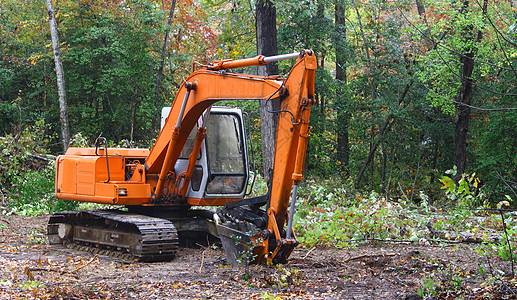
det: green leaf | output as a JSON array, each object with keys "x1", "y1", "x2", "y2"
[
  {"x1": 497, "y1": 201, "x2": 510, "y2": 209},
  {"x1": 458, "y1": 180, "x2": 469, "y2": 195},
  {"x1": 439, "y1": 176, "x2": 456, "y2": 193}
]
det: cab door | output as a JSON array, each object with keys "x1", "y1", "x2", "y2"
[
  {"x1": 204, "y1": 109, "x2": 249, "y2": 198},
  {"x1": 160, "y1": 107, "x2": 249, "y2": 202}
]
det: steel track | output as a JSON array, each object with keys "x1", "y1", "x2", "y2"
[{"x1": 48, "y1": 210, "x2": 179, "y2": 262}]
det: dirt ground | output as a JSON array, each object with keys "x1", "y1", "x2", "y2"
[{"x1": 1, "y1": 214, "x2": 516, "y2": 299}]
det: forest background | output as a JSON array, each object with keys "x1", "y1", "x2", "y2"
[{"x1": 0, "y1": 0, "x2": 516, "y2": 212}]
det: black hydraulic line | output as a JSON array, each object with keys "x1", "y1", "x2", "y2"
[
  {"x1": 243, "y1": 112, "x2": 257, "y2": 196},
  {"x1": 95, "y1": 137, "x2": 110, "y2": 183}
]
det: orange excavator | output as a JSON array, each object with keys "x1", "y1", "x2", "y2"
[{"x1": 48, "y1": 50, "x2": 316, "y2": 266}]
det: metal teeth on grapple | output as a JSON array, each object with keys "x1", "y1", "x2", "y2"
[
  {"x1": 215, "y1": 220, "x2": 254, "y2": 267},
  {"x1": 48, "y1": 210, "x2": 179, "y2": 262}
]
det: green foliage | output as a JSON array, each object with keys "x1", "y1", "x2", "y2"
[
  {"x1": 417, "y1": 266, "x2": 466, "y2": 298},
  {"x1": 0, "y1": 96, "x2": 18, "y2": 135},
  {"x1": 294, "y1": 177, "x2": 514, "y2": 252},
  {"x1": 411, "y1": 0, "x2": 493, "y2": 115},
  {"x1": 0, "y1": 120, "x2": 52, "y2": 188},
  {"x1": 7, "y1": 162, "x2": 78, "y2": 216},
  {"x1": 276, "y1": 0, "x2": 339, "y2": 177},
  {"x1": 9, "y1": 167, "x2": 53, "y2": 215},
  {"x1": 264, "y1": 264, "x2": 302, "y2": 289},
  {"x1": 418, "y1": 272, "x2": 438, "y2": 298},
  {"x1": 230, "y1": 233, "x2": 260, "y2": 267},
  {"x1": 247, "y1": 172, "x2": 268, "y2": 198},
  {"x1": 69, "y1": 132, "x2": 89, "y2": 147},
  {"x1": 475, "y1": 197, "x2": 517, "y2": 263},
  {"x1": 64, "y1": 0, "x2": 165, "y2": 142},
  {"x1": 1, "y1": 0, "x2": 218, "y2": 150},
  {"x1": 0, "y1": 120, "x2": 77, "y2": 215},
  {"x1": 486, "y1": 226, "x2": 517, "y2": 262},
  {"x1": 473, "y1": 110, "x2": 517, "y2": 203},
  {"x1": 21, "y1": 280, "x2": 45, "y2": 291},
  {"x1": 260, "y1": 292, "x2": 283, "y2": 300},
  {"x1": 27, "y1": 228, "x2": 46, "y2": 245},
  {"x1": 202, "y1": 0, "x2": 255, "y2": 60},
  {"x1": 439, "y1": 167, "x2": 484, "y2": 206},
  {"x1": 295, "y1": 179, "x2": 432, "y2": 247}
]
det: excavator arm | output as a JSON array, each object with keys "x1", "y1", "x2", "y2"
[{"x1": 148, "y1": 50, "x2": 316, "y2": 264}]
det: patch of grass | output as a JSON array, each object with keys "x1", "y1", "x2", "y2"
[{"x1": 21, "y1": 280, "x2": 45, "y2": 290}]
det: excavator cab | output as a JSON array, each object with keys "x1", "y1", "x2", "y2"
[{"x1": 161, "y1": 107, "x2": 249, "y2": 201}]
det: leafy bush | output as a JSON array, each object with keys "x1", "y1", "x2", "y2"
[
  {"x1": 7, "y1": 165, "x2": 78, "y2": 215},
  {"x1": 439, "y1": 166, "x2": 484, "y2": 207},
  {"x1": 8, "y1": 167, "x2": 54, "y2": 215},
  {"x1": 0, "y1": 120, "x2": 52, "y2": 189},
  {"x1": 294, "y1": 185, "x2": 431, "y2": 248},
  {"x1": 69, "y1": 132, "x2": 89, "y2": 147},
  {"x1": 1, "y1": 120, "x2": 77, "y2": 215},
  {"x1": 417, "y1": 266, "x2": 466, "y2": 298},
  {"x1": 8, "y1": 164, "x2": 78, "y2": 216}
]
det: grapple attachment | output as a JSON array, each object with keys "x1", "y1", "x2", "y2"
[{"x1": 215, "y1": 221, "x2": 255, "y2": 267}]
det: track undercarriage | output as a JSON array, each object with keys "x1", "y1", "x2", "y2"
[
  {"x1": 48, "y1": 210, "x2": 181, "y2": 262},
  {"x1": 47, "y1": 187, "x2": 298, "y2": 265},
  {"x1": 46, "y1": 202, "x2": 274, "y2": 265}
]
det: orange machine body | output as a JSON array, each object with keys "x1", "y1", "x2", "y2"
[{"x1": 56, "y1": 148, "x2": 151, "y2": 205}]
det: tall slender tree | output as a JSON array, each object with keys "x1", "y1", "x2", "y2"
[
  {"x1": 454, "y1": 0, "x2": 488, "y2": 181},
  {"x1": 46, "y1": 0, "x2": 70, "y2": 152},
  {"x1": 352, "y1": 0, "x2": 376, "y2": 188}
]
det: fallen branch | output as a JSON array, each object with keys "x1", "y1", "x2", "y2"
[
  {"x1": 27, "y1": 267, "x2": 79, "y2": 279},
  {"x1": 302, "y1": 247, "x2": 316, "y2": 259},
  {"x1": 29, "y1": 153, "x2": 56, "y2": 164},
  {"x1": 398, "y1": 182, "x2": 411, "y2": 203},
  {"x1": 365, "y1": 238, "x2": 412, "y2": 244},
  {"x1": 426, "y1": 222, "x2": 500, "y2": 243},
  {"x1": 344, "y1": 253, "x2": 397, "y2": 263},
  {"x1": 196, "y1": 243, "x2": 211, "y2": 273},
  {"x1": 199, "y1": 249, "x2": 206, "y2": 273},
  {"x1": 72, "y1": 254, "x2": 99, "y2": 273},
  {"x1": 28, "y1": 267, "x2": 60, "y2": 273}
]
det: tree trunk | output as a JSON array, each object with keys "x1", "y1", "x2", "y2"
[
  {"x1": 454, "y1": 0, "x2": 488, "y2": 180},
  {"x1": 256, "y1": 0, "x2": 279, "y2": 176},
  {"x1": 46, "y1": 0, "x2": 70, "y2": 152},
  {"x1": 335, "y1": 0, "x2": 350, "y2": 172},
  {"x1": 381, "y1": 143, "x2": 387, "y2": 193},
  {"x1": 415, "y1": 0, "x2": 425, "y2": 16},
  {"x1": 153, "y1": 0, "x2": 177, "y2": 134}
]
